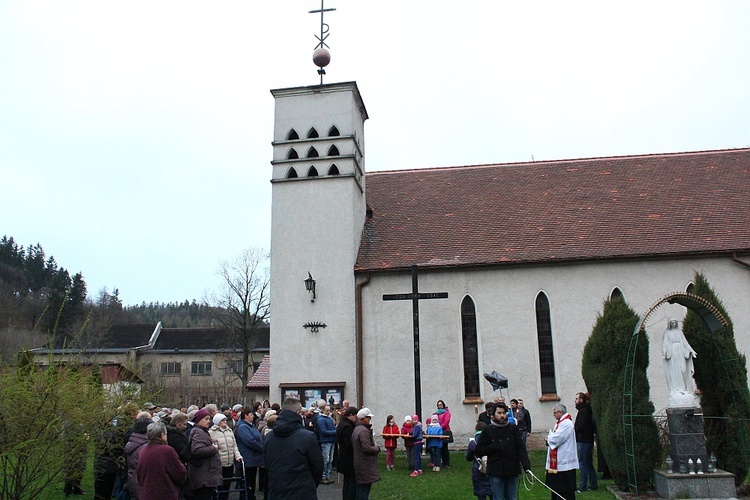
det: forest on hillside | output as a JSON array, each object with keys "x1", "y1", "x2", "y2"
[{"x1": 0, "y1": 235, "x2": 218, "y2": 362}]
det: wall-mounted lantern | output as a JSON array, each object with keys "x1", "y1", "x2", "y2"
[{"x1": 304, "y1": 272, "x2": 316, "y2": 302}]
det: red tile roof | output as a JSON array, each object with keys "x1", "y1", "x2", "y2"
[
  {"x1": 355, "y1": 149, "x2": 750, "y2": 272},
  {"x1": 247, "y1": 354, "x2": 270, "y2": 389}
]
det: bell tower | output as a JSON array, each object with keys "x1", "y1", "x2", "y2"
[{"x1": 269, "y1": 81, "x2": 368, "y2": 405}]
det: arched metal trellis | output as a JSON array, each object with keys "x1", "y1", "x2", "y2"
[{"x1": 622, "y1": 292, "x2": 736, "y2": 495}]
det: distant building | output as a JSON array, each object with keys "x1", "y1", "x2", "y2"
[{"x1": 29, "y1": 322, "x2": 269, "y2": 407}]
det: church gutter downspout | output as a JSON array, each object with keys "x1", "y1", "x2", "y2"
[
  {"x1": 731, "y1": 252, "x2": 750, "y2": 270},
  {"x1": 355, "y1": 273, "x2": 371, "y2": 408}
]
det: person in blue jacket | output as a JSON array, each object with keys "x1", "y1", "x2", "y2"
[
  {"x1": 409, "y1": 415, "x2": 423, "y2": 477},
  {"x1": 235, "y1": 406, "x2": 263, "y2": 500},
  {"x1": 317, "y1": 404, "x2": 338, "y2": 484}
]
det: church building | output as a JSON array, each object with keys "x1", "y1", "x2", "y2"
[{"x1": 268, "y1": 81, "x2": 750, "y2": 440}]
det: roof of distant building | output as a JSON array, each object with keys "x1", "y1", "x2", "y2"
[
  {"x1": 247, "y1": 354, "x2": 270, "y2": 389},
  {"x1": 153, "y1": 325, "x2": 270, "y2": 351}
]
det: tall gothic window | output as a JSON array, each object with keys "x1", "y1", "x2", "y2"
[
  {"x1": 610, "y1": 287, "x2": 623, "y2": 300},
  {"x1": 461, "y1": 296, "x2": 480, "y2": 397},
  {"x1": 535, "y1": 292, "x2": 557, "y2": 394}
]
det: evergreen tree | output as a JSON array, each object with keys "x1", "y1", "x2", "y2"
[
  {"x1": 684, "y1": 272, "x2": 750, "y2": 485},
  {"x1": 582, "y1": 296, "x2": 660, "y2": 491}
]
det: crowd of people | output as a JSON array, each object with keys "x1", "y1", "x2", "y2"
[{"x1": 89, "y1": 392, "x2": 600, "y2": 500}]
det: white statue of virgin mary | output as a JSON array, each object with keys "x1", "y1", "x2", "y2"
[{"x1": 662, "y1": 319, "x2": 699, "y2": 408}]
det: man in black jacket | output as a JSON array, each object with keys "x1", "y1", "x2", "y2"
[
  {"x1": 474, "y1": 403, "x2": 530, "y2": 500},
  {"x1": 574, "y1": 392, "x2": 598, "y2": 492},
  {"x1": 335, "y1": 406, "x2": 359, "y2": 500},
  {"x1": 264, "y1": 398, "x2": 324, "y2": 499}
]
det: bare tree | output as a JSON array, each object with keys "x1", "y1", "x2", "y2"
[{"x1": 205, "y1": 248, "x2": 270, "y2": 386}]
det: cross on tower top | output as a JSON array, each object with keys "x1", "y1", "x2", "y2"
[{"x1": 309, "y1": 0, "x2": 335, "y2": 84}]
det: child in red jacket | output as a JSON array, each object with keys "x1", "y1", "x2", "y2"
[{"x1": 382, "y1": 415, "x2": 400, "y2": 471}]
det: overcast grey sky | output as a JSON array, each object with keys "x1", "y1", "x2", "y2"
[{"x1": 2, "y1": 1, "x2": 749, "y2": 306}]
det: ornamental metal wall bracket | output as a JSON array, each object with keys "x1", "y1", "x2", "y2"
[{"x1": 303, "y1": 322, "x2": 327, "y2": 333}]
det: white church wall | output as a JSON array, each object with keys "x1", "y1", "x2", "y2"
[
  {"x1": 269, "y1": 177, "x2": 363, "y2": 402},
  {"x1": 358, "y1": 256, "x2": 749, "y2": 445}
]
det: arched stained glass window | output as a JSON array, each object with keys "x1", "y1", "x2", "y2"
[
  {"x1": 461, "y1": 296, "x2": 480, "y2": 397},
  {"x1": 535, "y1": 292, "x2": 557, "y2": 394}
]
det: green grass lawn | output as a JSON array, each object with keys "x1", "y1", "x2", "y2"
[{"x1": 372, "y1": 449, "x2": 617, "y2": 499}]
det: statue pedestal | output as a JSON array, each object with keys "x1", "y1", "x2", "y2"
[
  {"x1": 666, "y1": 407, "x2": 706, "y2": 472},
  {"x1": 654, "y1": 469, "x2": 735, "y2": 499}
]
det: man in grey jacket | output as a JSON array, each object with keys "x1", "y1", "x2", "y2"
[{"x1": 351, "y1": 408, "x2": 381, "y2": 500}]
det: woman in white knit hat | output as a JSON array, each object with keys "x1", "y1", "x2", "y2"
[{"x1": 209, "y1": 413, "x2": 242, "y2": 499}]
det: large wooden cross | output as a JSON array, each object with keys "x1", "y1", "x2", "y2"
[{"x1": 383, "y1": 265, "x2": 448, "y2": 422}]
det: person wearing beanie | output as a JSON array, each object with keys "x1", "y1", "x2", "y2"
[
  {"x1": 123, "y1": 417, "x2": 151, "y2": 499},
  {"x1": 336, "y1": 406, "x2": 359, "y2": 500},
  {"x1": 409, "y1": 415, "x2": 423, "y2": 477},
  {"x1": 474, "y1": 403, "x2": 530, "y2": 500},
  {"x1": 191, "y1": 409, "x2": 210, "y2": 425},
  {"x1": 209, "y1": 413, "x2": 242, "y2": 499},
  {"x1": 220, "y1": 405, "x2": 235, "y2": 431},
  {"x1": 426, "y1": 415, "x2": 444, "y2": 471},
  {"x1": 352, "y1": 408, "x2": 380, "y2": 499},
  {"x1": 401, "y1": 415, "x2": 414, "y2": 472},
  {"x1": 187, "y1": 409, "x2": 222, "y2": 499},
  {"x1": 256, "y1": 408, "x2": 277, "y2": 440}
]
